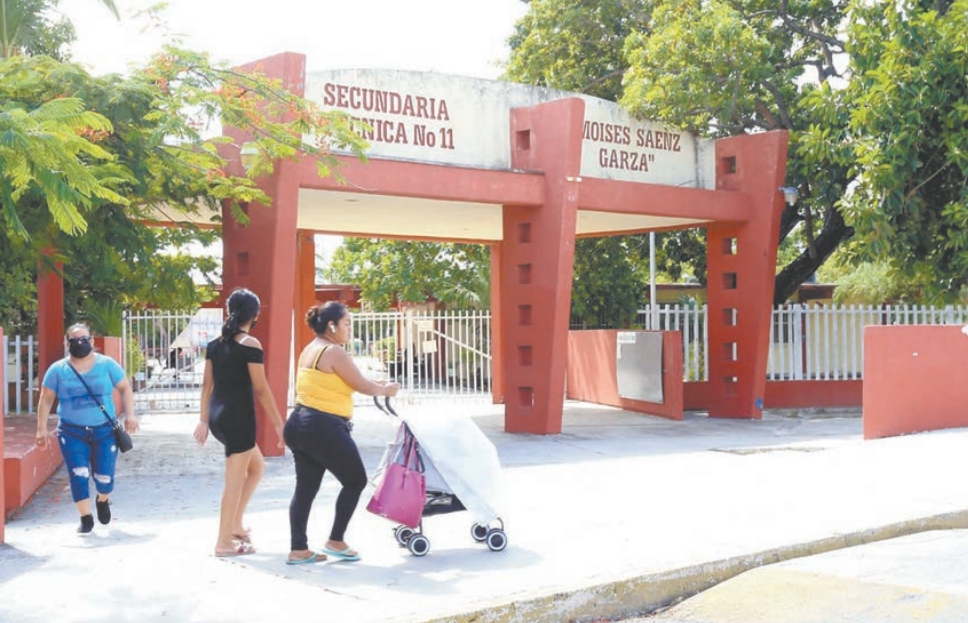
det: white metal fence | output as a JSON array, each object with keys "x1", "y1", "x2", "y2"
[
  {"x1": 2, "y1": 334, "x2": 38, "y2": 415},
  {"x1": 635, "y1": 303, "x2": 968, "y2": 382},
  {"x1": 350, "y1": 310, "x2": 493, "y2": 405},
  {"x1": 117, "y1": 308, "x2": 493, "y2": 412},
  {"x1": 121, "y1": 308, "x2": 223, "y2": 411},
  {"x1": 8, "y1": 304, "x2": 968, "y2": 413}
]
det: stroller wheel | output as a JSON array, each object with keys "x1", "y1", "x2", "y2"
[
  {"x1": 408, "y1": 534, "x2": 431, "y2": 557},
  {"x1": 395, "y1": 526, "x2": 415, "y2": 547},
  {"x1": 470, "y1": 523, "x2": 489, "y2": 542},
  {"x1": 485, "y1": 529, "x2": 508, "y2": 552}
]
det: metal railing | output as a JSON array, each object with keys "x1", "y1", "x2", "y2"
[
  {"x1": 634, "y1": 303, "x2": 968, "y2": 382},
  {"x1": 121, "y1": 308, "x2": 223, "y2": 411},
  {"x1": 2, "y1": 334, "x2": 38, "y2": 415},
  {"x1": 8, "y1": 303, "x2": 968, "y2": 413}
]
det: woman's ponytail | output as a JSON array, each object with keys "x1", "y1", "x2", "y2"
[{"x1": 221, "y1": 289, "x2": 261, "y2": 340}]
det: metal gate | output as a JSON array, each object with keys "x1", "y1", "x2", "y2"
[
  {"x1": 123, "y1": 308, "x2": 492, "y2": 411},
  {"x1": 351, "y1": 310, "x2": 492, "y2": 406},
  {"x1": 122, "y1": 308, "x2": 222, "y2": 411}
]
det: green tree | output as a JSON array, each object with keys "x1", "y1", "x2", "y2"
[
  {"x1": 0, "y1": 0, "x2": 117, "y2": 59},
  {"x1": 327, "y1": 239, "x2": 490, "y2": 311},
  {"x1": 571, "y1": 237, "x2": 644, "y2": 328},
  {"x1": 0, "y1": 50, "x2": 367, "y2": 332},
  {"x1": 836, "y1": 0, "x2": 968, "y2": 303},
  {"x1": 505, "y1": 0, "x2": 706, "y2": 321},
  {"x1": 505, "y1": 0, "x2": 854, "y2": 304}
]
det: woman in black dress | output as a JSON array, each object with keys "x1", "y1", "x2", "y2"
[{"x1": 193, "y1": 288, "x2": 285, "y2": 557}]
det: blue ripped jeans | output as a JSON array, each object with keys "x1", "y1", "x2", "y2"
[{"x1": 57, "y1": 422, "x2": 118, "y2": 503}]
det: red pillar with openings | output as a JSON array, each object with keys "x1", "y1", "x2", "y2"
[
  {"x1": 502, "y1": 98, "x2": 586, "y2": 434},
  {"x1": 705, "y1": 131, "x2": 790, "y2": 418}
]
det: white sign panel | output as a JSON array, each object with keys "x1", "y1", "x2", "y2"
[
  {"x1": 580, "y1": 98, "x2": 700, "y2": 186},
  {"x1": 304, "y1": 69, "x2": 710, "y2": 187}
]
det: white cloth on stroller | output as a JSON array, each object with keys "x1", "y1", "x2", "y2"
[{"x1": 376, "y1": 410, "x2": 505, "y2": 525}]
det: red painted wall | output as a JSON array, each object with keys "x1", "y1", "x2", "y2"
[
  {"x1": 684, "y1": 380, "x2": 862, "y2": 411},
  {"x1": 863, "y1": 325, "x2": 968, "y2": 439},
  {"x1": 1, "y1": 326, "x2": 5, "y2": 543},
  {"x1": 566, "y1": 330, "x2": 683, "y2": 420}
]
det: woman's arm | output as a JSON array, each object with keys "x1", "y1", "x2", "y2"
[
  {"x1": 35, "y1": 386, "x2": 56, "y2": 448},
  {"x1": 114, "y1": 375, "x2": 139, "y2": 433},
  {"x1": 248, "y1": 359, "x2": 285, "y2": 449},
  {"x1": 244, "y1": 336, "x2": 285, "y2": 448},
  {"x1": 193, "y1": 360, "x2": 214, "y2": 445},
  {"x1": 330, "y1": 347, "x2": 400, "y2": 397}
]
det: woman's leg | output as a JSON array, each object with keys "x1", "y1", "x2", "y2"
[
  {"x1": 216, "y1": 448, "x2": 257, "y2": 554},
  {"x1": 230, "y1": 446, "x2": 264, "y2": 540},
  {"x1": 322, "y1": 426, "x2": 367, "y2": 552},
  {"x1": 89, "y1": 426, "x2": 119, "y2": 525},
  {"x1": 284, "y1": 410, "x2": 327, "y2": 560},
  {"x1": 288, "y1": 449, "x2": 326, "y2": 559},
  {"x1": 58, "y1": 430, "x2": 93, "y2": 514}
]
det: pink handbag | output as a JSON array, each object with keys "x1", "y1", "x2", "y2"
[{"x1": 366, "y1": 431, "x2": 426, "y2": 528}]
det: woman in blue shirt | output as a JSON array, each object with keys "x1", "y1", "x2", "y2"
[{"x1": 35, "y1": 323, "x2": 138, "y2": 534}]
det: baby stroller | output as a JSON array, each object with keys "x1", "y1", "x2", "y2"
[{"x1": 367, "y1": 397, "x2": 508, "y2": 557}]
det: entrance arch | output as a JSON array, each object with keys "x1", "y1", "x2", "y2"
[
  {"x1": 35, "y1": 51, "x2": 788, "y2": 455},
  {"x1": 217, "y1": 52, "x2": 788, "y2": 453}
]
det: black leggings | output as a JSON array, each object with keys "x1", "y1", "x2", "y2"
[{"x1": 284, "y1": 405, "x2": 367, "y2": 551}]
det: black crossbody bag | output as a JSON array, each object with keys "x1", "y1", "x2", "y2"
[{"x1": 68, "y1": 363, "x2": 134, "y2": 453}]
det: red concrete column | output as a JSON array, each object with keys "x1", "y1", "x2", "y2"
[
  {"x1": 294, "y1": 230, "x2": 317, "y2": 369},
  {"x1": 488, "y1": 242, "x2": 505, "y2": 405},
  {"x1": 503, "y1": 97, "x2": 585, "y2": 434},
  {"x1": 1, "y1": 326, "x2": 5, "y2": 544},
  {"x1": 37, "y1": 252, "x2": 65, "y2": 380},
  {"x1": 706, "y1": 131, "x2": 789, "y2": 418},
  {"x1": 221, "y1": 52, "x2": 307, "y2": 455}
]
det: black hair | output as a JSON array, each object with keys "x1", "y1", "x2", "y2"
[
  {"x1": 65, "y1": 322, "x2": 91, "y2": 338},
  {"x1": 306, "y1": 301, "x2": 347, "y2": 336},
  {"x1": 221, "y1": 288, "x2": 261, "y2": 340}
]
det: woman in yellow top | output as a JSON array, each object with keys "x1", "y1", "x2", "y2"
[{"x1": 284, "y1": 302, "x2": 400, "y2": 565}]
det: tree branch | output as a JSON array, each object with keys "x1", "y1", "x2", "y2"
[
  {"x1": 777, "y1": 0, "x2": 846, "y2": 50},
  {"x1": 773, "y1": 205, "x2": 853, "y2": 304},
  {"x1": 581, "y1": 68, "x2": 626, "y2": 94}
]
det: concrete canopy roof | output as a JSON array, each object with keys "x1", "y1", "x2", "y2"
[{"x1": 294, "y1": 188, "x2": 707, "y2": 243}]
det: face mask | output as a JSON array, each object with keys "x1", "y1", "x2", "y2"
[{"x1": 68, "y1": 338, "x2": 94, "y2": 358}]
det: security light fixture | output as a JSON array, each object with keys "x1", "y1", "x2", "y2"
[
  {"x1": 240, "y1": 144, "x2": 259, "y2": 171},
  {"x1": 779, "y1": 186, "x2": 800, "y2": 206}
]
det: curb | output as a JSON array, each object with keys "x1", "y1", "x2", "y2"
[{"x1": 420, "y1": 509, "x2": 968, "y2": 623}]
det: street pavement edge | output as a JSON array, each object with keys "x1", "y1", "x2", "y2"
[{"x1": 419, "y1": 509, "x2": 968, "y2": 623}]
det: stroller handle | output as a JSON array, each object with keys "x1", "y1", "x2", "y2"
[{"x1": 373, "y1": 395, "x2": 399, "y2": 417}]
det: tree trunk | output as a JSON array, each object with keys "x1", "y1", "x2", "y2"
[{"x1": 773, "y1": 207, "x2": 853, "y2": 304}]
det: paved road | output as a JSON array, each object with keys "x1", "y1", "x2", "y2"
[{"x1": 619, "y1": 530, "x2": 968, "y2": 622}]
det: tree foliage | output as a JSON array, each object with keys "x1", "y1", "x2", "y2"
[
  {"x1": 0, "y1": 46, "x2": 367, "y2": 332},
  {"x1": 837, "y1": 0, "x2": 968, "y2": 303},
  {"x1": 507, "y1": 0, "x2": 968, "y2": 304},
  {"x1": 571, "y1": 237, "x2": 644, "y2": 328},
  {"x1": 0, "y1": 0, "x2": 102, "y2": 59},
  {"x1": 326, "y1": 239, "x2": 490, "y2": 311},
  {"x1": 505, "y1": 0, "x2": 853, "y2": 304}
]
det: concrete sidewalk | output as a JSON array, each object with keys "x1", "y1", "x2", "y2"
[{"x1": 1, "y1": 401, "x2": 966, "y2": 623}]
